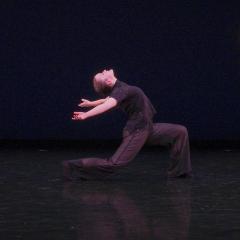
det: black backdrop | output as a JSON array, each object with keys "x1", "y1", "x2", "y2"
[{"x1": 1, "y1": 1, "x2": 240, "y2": 140}]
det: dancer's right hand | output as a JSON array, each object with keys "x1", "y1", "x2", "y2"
[{"x1": 78, "y1": 99, "x2": 92, "y2": 107}]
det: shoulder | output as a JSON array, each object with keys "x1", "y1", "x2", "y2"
[
  {"x1": 111, "y1": 80, "x2": 129, "y2": 93},
  {"x1": 109, "y1": 80, "x2": 129, "y2": 103}
]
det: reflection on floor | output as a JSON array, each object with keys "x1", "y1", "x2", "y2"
[{"x1": 0, "y1": 146, "x2": 239, "y2": 240}]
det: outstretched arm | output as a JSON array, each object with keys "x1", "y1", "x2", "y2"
[
  {"x1": 78, "y1": 97, "x2": 109, "y2": 108},
  {"x1": 72, "y1": 97, "x2": 117, "y2": 120}
]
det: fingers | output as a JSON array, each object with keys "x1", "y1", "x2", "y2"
[
  {"x1": 72, "y1": 112, "x2": 79, "y2": 120},
  {"x1": 72, "y1": 115, "x2": 81, "y2": 120},
  {"x1": 78, "y1": 103, "x2": 86, "y2": 107},
  {"x1": 72, "y1": 111, "x2": 85, "y2": 120},
  {"x1": 72, "y1": 113, "x2": 77, "y2": 120},
  {"x1": 81, "y1": 98, "x2": 90, "y2": 103},
  {"x1": 78, "y1": 99, "x2": 89, "y2": 107}
]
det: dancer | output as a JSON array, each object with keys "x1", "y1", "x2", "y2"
[{"x1": 63, "y1": 69, "x2": 192, "y2": 180}]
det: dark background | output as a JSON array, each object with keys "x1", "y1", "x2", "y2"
[{"x1": 1, "y1": 1, "x2": 240, "y2": 141}]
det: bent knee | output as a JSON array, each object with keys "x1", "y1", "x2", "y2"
[{"x1": 176, "y1": 125, "x2": 188, "y2": 136}]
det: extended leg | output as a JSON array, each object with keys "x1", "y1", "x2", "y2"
[
  {"x1": 146, "y1": 123, "x2": 192, "y2": 177},
  {"x1": 62, "y1": 129, "x2": 149, "y2": 180}
]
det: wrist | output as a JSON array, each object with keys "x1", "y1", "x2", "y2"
[
  {"x1": 83, "y1": 112, "x2": 89, "y2": 119},
  {"x1": 89, "y1": 101, "x2": 94, "y2": 107}
]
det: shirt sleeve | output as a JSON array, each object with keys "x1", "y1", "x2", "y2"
[{"x1": 109, "y1": 87, "x2": 127, "y2": 104}]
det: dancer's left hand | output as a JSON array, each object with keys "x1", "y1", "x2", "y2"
[{"x1": 72, "y1": 112, "x2": 87, "y2": 120}]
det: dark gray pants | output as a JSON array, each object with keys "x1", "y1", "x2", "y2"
[{"x1": 63, "y1": 123, "x2": 192, "y2": 180}]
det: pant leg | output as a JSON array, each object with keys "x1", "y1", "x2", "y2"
[
  {"x1": 63, "y1": 128, "x2": 149, "y2": 180},
  {"x1": 110, "y1": 128, "x2": 149, "y2": 167},
  {"x1": 146, "y1": 123, "x2": 192, "y2": 177}
]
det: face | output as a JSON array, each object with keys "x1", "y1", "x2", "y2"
[{"x1": 94, "y1": 69, "x2": 115, "y2": 87}]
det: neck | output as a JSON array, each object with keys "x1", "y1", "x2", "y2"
[{"x1": 112, "y1": 77, "x2": 117, "y2": 86}]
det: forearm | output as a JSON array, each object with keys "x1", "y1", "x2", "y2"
[
  {"x1": 85, "y1": 104, "x2": 110, "y2": 119},
  {"x1": 91, "y1": 97, "x2": 108, "y2": 107},
  {"x1": 73, "y1": 97, "x2": 117, "y2": 121},
  {"x1": 85, "y1": 98, "x2": 116, "y2": 119}
]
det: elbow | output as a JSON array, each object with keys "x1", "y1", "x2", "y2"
[{"x1": 108, "y1": 97, "x2": 118, "y2": 108}]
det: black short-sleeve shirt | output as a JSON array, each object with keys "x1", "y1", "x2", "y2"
[{"x1": 108, "y1": 80, "x2": 156, "y2": 133}]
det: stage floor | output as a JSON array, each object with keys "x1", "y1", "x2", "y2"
[{"x1": 0, "y1": 146, "x2": 239, "y2": 240}]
